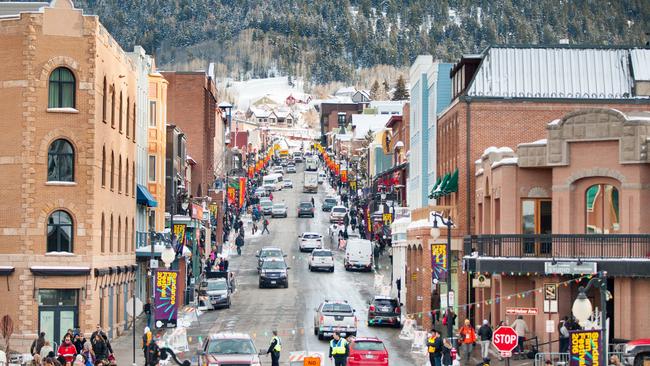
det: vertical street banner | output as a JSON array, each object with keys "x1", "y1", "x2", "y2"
[
  {"x1": 227, "y1": 186, "x2": 236, "y2": 205},
  {"x1": 238, "y1": 177, "x2": 246, "y2": 208},
  {"x1": 431, "y1": 244, "x2": 447, "y2": 281},
  {"x1": 154, "y1": 270, "x2": 178, "y2": 328},
  {"x1": 209, "y1": 203, "x2": 218, "y2": 218},
  {"x1": 173, "y1": 224, "x2": 186, "y2": 245},
  {"x1": 570, "y1": 330, "x2": 603, "y2": 366}
]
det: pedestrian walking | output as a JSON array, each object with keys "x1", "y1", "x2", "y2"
[
  {"x1": 56, "y1": 334, "x2": 76, "y2": 365},
  {"x1": 343, "y1": 213, "x2": 350, "y2": 234},
  {"x1": 30, "y1": 331, "x2": 46, "y2": 357},
  {"x1": 143, "y1": 301, "x2": 152, "y2": 329},
  {"x1": 90, "y1": 325, "x2": 113, "y2": 355},
  {"x1": 72, "y1": 354, "x2": 85, "y2": 366},
  {"x1": 142, "y1": 326, "x2": 152, "y2": 364},
  {"x1": 73, "y1": 332, "x2": 86, "y2": 354},
  {"x1": 511, "y1": 315, "x2": 529, "y2": 355},
  {"x1": 559, "y1": 317, "x2": 570, "y2": 353},
  {"x1": 428, "y1": 329, "x2": 443, "y2": 366},
  {"x1": 442, "y1": 338, "x2": 454, "y2": 366},
  {"x1": 478, "y1": 320, "x2": 493, "y2": 360},
  {"x1": 328, "y1": 332, "x2": 349, "y2": 366},
  {"x1": 266, "y1": 330, "x2": 281, "y2": 366},
  {"x1": 235, "y1": 232, "x2": 245, "y2": 256},
  {"x1": 261, "y1": 217, "x2": 270, "y2": 234},
  {"x1": 311, "y1": 197, "x2": 315, "y2": 206},
  {"x1": 146, "y1": 339, "x2": 161, "y2": 366},
  {"x1": 458, "y1": 319, "x2": 477, "y2": 365},
  {"x1": 92, "y1": 333, "x2": 109, "y2": 364},
  {"x1": 81, "y1": 342, "x2": 94, "y2": 366},
  {"x1": 40, "y1": 340, "x2": 54, "y2": 362}
]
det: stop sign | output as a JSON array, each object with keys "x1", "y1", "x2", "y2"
[{"x1": 492, "y1": 326, "x2": 518, "y2": 354}]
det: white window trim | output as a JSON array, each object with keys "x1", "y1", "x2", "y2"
[
  {"x1": 45, "y1": 181, "x2": 77, "y2": 186},
  {"x1": 47, "y1": 108, "x2": 79, "y2": 114}
]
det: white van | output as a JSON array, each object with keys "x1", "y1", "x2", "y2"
[
  {"x1": 262, "y1": 173, "x2": 283, "y2": 191},
  {"x1": 344, "y1": 238, "x2": 373, "y2": 272}
]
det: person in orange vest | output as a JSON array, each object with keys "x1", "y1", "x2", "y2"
[
  {"x1": 428, "y1": 329, "x2": 443, "y2": 366},
  {"x1": 458, "y1": 319, "x2": 477, "y2": 365}
]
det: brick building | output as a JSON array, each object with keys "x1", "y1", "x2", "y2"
[
  {"x1": 0, "y1": 0, "x2": 139, "y2": 347},
  {"x1": 147, "y1": 65, "x2": 168, "y2": 233},
  {"x1": 161, "y1": 71, "x2": 219, "y2": 197},
  {"x1": 467, "y1": 108, "x2": 650, "y2": 344},
  {"x1": 317, "y1": 101, "x2": 364, "y2": 145},
  {"x1": 405, "y1": 45, "x2": 650, "y2": 330}
]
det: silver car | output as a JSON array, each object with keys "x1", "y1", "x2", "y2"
[
  {"x1": 271, "y1": 203, "x2": 288, "y2": 218},
  {"x1": 298, "y1": 232, "x2": 323, "y2": 252},
  {"x1": 287, "y1": 165, "x2": 297, "y2": 173}
]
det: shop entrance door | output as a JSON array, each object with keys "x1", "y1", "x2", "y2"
[{"x1": 38, "y1": 289, "x2": 78, "y2": 345}]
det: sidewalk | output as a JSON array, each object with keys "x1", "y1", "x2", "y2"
[{"x1": 110, "y1": 315, "x2": 149, "y2": 366}]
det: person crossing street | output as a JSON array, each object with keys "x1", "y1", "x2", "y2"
[
  {"x1": 329, "y1": 332, "x2": 349, "y2": 366},
  {"x1": 265, "y1": 330, "x2": 281, "y2": 366},
  {"x1": 235, "y1": 232, "x2": 244, "y2": 256},
  {"x1": 261, "y1": 216, "x2": 270, "y2": 234}
]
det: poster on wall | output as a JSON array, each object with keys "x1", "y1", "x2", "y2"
[
  {"x1": 570, "y1": 330, "x2": 603, "y2": 366},
  {"x1": 154, "y1": 270, "x2": 179, "y2": 328},
  {"x1": 431, "y1": 244, "x2": 447, "y2": 281}
]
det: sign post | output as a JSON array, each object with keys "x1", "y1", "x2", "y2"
[{"x1": 493, "y1": 326, "x2": 519, "y2": 365}]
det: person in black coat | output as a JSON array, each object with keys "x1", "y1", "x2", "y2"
[{"x1": 92, "y1": 333, "x2": 109, "y2": 362}]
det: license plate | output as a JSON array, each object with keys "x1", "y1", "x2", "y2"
[
  {"x1": 380, "y1": 307, "x2": 391, "y2": 312},
  {"x1": 365, "y1": 354, "x2": 376, "y2": 359},
  {"x1": 270, "y1": 281, "x2": 276, "y2": 284}
]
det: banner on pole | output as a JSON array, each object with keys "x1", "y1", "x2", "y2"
[
  {"x1": 431, "y1": 244, "x2": 447, "y2": 281},
  {"x1": 154, "y1": 270, "x2": 179, "y2": 328},
  {"x1": 570, "y1": 330, "x2": 602, "y2": 366},
  {"x1": 173, "y1": 224, "x2": 186, "y2": 245}
]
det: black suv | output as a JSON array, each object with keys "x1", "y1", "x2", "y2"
[
  {"x1": 367, "y1": 296, "x2": 401, "y2": 327},
  {"x1": 258, "y1": 259, "x2": 290, "y2": 288},
  {"x1": 298, "y1": 201, "x2": 315, "y2": 218}
]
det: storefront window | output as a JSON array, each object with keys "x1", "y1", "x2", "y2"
[
  {"x1": 586, "y1": 184, "x2": 620, "y2": 234},
  {"x1": 521, "y1": 199, "x2": 552, "y2": 254}
]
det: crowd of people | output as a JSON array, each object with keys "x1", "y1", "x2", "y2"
[{"x1": 29, "y1": 326, "x2": 115, "y2": 366}]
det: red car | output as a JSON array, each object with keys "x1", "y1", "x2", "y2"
[{"x1": 348, "y1": 337, "x2": 389, "y2": 366}]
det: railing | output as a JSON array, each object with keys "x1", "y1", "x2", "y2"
[
  {"x1": 464, "y1": 234, "x2": 650, "y2": 259},
  {"x1": 534, "y1": 352, "x2": 625, "y2": 366},
  {"x1": 136, "y1": 231, "x2": 148, "y2": 248}
]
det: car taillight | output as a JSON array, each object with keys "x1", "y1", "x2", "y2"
[
  {"x1": 369, "y1": 305, "x2": 375, "y2": 312},
  {"x1": 395, "y1": 306, "x2": 401, "y2": 314}
]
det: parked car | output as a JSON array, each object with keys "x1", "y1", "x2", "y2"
[
  {"x1": 322, "y1": 197, "x2": 338, "y2": 211},
  {"x1": 345, "y1": 239, "x2": 373, "y2": 271},
  {"x1": 287, "y1": 165, "x2": 297, "y2": 173},
  {"x1": 623, "y1": 339, "x2": 650, "y2": 366},
  {"x1": 308, "y1": 249, "x2": 334, "y2": 272},
  {"x1": 298, "y1": 201, "x2": 315, "y2": 218},
  {"x1": 283, "y1": 179, "x2": 293, "y2": 188},
  {"x1": 329, "y1": 206, "x2": 348, "y2": 223},
  {"x1": 254, "y1": 187, "x2": 269, "y2": 198},
  {"x1": 258, "y1": 258, "x2": 290, "y2": 288},
  {"x1": 271, "y1": 202, "x2": 288, "y2": 218},
  {"x1": 348, "y1": 337, "x2": 389, "y2": 366},
  {"x1": 313, "y1": 300, "x2": 357, "y2": 340},
  {"x1": 256, "y1": 247, "x2": 286, "y2": 272},
  {"x1": 197, "y1": 274, "x2": 233, "y2": 310},
  {"x1": 317, "y1": 171, "x2": 326, "y2": 184},
  {"x1": 367, "y1": 296, "x2": 401, "y2": 327},
  {"x1": 298, "y1": 232, "x2": 323, "y2": 252},
  {"x1": 198, "y1": 332, "x2": 261, "y2": 366}
]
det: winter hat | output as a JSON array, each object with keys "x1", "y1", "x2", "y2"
[
  {"x1": 144, "y1": 326, "x2": 150, "y2": 334},
  {"x1": 483, "y1": 319, "x2": 489, "y2": 325}
]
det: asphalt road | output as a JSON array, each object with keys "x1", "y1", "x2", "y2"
[{"x1": 180, "y1": 163, "x2": 419, "y2": 365}]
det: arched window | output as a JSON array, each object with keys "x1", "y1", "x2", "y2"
[
  {"x1": 101, "y1": 146, "x2": 106, "y2": 187},
  {"x1": 117, "y1": 216, "x2": 122, "y2": 252},
  {"x1": 126, "y1": 97, "x2": 130, "y2": 139},
  {"x1": 47, "y1": 139, "x2": 74, "y2": 182},
  {"x1": 111, "y1": 85, "x2": 115, "y2": 128},
  {"x1": 119, "y1": 91, "x2": 123, "y2": 133},
  {"x1": 586, "y1": 184, "x2": 620, "y2": 234},
  {"x1": 125, "y1": 158, "x2": 129, "y2": 196},
  {"x1": 132, "y1": 102, "x2": 136, "y2": 143},
  {"x1": 47, "y1": 210, "x2": 73, "y2": 252},
  {"x1": 102, "y1": 77, "x2": 107, "y2": 122},
  {"x1": 132, "y1": 162, "x2": 135, "y2": 197},
  {"x1": 48, "y1": 67, "x2": 75, "y2": 108},
  {"x1": 101, "y1": 212, "x2": 105, "y2": 253},
  {"x1": 109, "y1": 214, "x2": 114, "y2": 252},
  {"x1": 118, "y1": 155, "x2": 122, "y2": 193},
  {"x1": 131, "y1": 218, "x2": 135, "y2": 251},
  {"x1": 110, "y1": 151, "x2": 114, "y2": 190},
  {"x1": 124, "y1": 217, "x2": 128, "y2": 253}
]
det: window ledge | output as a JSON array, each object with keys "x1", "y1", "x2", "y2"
[
  {"x1": 47, "y1": 107, "x2": 79, "y2": 114},
  {"x1": 45, "y1": 181, "x2": 77, "y2": 186},
  {"x1": 45, "y1": 251, "x2": 75, "y2": 257}
]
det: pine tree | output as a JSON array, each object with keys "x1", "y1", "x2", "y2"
[
  {"x1": 370, "y1": 80, "x2": 380, "y2": 100},
  {"x1": 392, "y1": 75, "x2": 409, "y2": 101},
  {"x1": 383, "y1": 79, "x2": 390, "y2": 94}
]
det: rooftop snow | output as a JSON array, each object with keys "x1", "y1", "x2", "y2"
[
  {"x1": 351, "y1": 114, "x2": 392, "y2": 139},
  {"x1": 491, "y1": 157, "x2": 519, "y2": 169}
]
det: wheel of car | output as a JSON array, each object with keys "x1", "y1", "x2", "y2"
[
  {"x1": 226, "y1": 299, "x2": 231, "y2": 309},
  {"x1": 314, "y1": 327, "x2": 318, "y2": 336},
  {"x1": 311, "y1": 214, "x2": 314, "y2": 217},
  {"x1": 330, "y1": 267, "x2": 335, "y2": 273},
  {"x1": 308, "y1": 265, "x2": 312, "y2": 271},
  {"x1": 317, "y1": 332, "x2": 324, "y2": 340},
  {"x1": 284, "y1": 281, "x2": 289, "y2": 288},
  {"x1": 258, "y1": 281, "x2": 263, "y2": 288},
  {"x1": 367, "y1": 321, "x2": 372, "y2": 327},
  {"x1": 394, "y1": 322, "x2": 401, "y2": 328}
]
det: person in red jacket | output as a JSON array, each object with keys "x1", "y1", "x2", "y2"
[{"x1": 57, "y1": 334, "x2": 77, "y2": 365}]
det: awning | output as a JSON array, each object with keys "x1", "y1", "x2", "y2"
[
  {"x1": 137, "y1": 184, "x2": 158, "y2": 207},
  {"x1": 30, "y1": 266, "x2": 91, "y2": 276},
  {"x1": 0, "y1": 266, "x2": 14, "y2": 276}
]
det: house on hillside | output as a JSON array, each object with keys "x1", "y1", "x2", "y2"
[{"x1": 352, "y1": 89, "x2": 372, "y2": 104}]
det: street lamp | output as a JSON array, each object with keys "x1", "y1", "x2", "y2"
[
  {"x1": 430, "y1": 211, "x2": 454, "y2": 342},
  {"x1": 161, "y1": 243, "x2": 176, "y2": 268}
]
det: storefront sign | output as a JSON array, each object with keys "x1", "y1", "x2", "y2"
[
  {"x1": 505, "y1": 307, "x2": 538, "y2": 315},
  {"x1": 382, "y1": 213, "x2": 392, "y2": 224},
  {"x1": 431, "y1": 244, "x2": 447, "y2": 281},
  {"x1": 173, "y1": 224, "x2": 186, "y2": 245},
  {"x1": 570, "y1": 330, "x2": 602, "y2": 366},
  {"x1": 190, "y1": 204, "x2": 203, "y2": 220},
  {"x1": 209, "y1": 204, "x2": 218, "y2": 218},
  {"x1": 154, "y1": 270, "x2": 178, "y2": 328},
  {"x1": 545, "y1": 261, "x2": 597, "y2": 275}
]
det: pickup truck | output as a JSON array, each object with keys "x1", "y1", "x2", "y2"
[
  {"x1": 313, "y1": 300, "x2": 358, "y2": 340},
  {"x1": 623, "y1": 339, "x2": 650, "y2": 366}
]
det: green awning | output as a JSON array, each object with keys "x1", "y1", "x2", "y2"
[
  {"x1": 442, "y1": 169, "x2": 459, "y2": 195},
  {"x1": 432, "y1": 173, "x2": 451, "y2": 199},
  {"x1": 429, "y1": 176, "x2": 442, "y2": 199}
]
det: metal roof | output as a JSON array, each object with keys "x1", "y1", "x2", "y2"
[{"x1": 467, "y1": 46, "x2": 650, "y2": 99}]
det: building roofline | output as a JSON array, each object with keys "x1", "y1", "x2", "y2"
[
  {"x1": 489, "y1": 43, "x2": 650, "y2": 50},
  {"x1": 458, "y1": 95, "x2": 650, "y2": 104}
]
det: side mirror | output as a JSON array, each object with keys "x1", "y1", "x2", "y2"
[
  {"x1": 283, "y1": 254, "x2": 288, "y2": 257},
  {"x1": 353, "y1": 309, "x2": 356, "y2": 313},
  {"x1": 400, "y1": 303, "x2": 404, "y2": 306},
  {"x1": 255, "y1": 255, "x2": 259, "y2": 258}
]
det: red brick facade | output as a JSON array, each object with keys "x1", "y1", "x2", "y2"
[{"x1": 162, "y1": 72, "x2": 219, "y2": 197}]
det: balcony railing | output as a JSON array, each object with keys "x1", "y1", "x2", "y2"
[{"x1": 464, "y1": 234, "x2": 650, "y2": 259}]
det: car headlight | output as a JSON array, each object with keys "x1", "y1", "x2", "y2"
[{"x1": 624, "y1": 345, "x2": 636, "y2": 354}]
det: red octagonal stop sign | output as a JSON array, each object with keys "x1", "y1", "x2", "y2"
[{"x1": 492, "y1": 326, "x2": 518, "y2": 354}]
